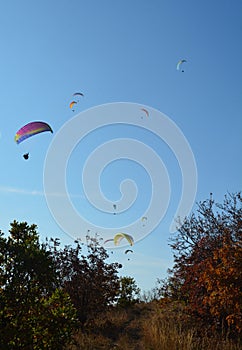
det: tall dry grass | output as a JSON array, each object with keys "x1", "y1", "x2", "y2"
[
  {"x1": 66, "y1": 302, "x2": 241, "y2": 350},
  {"x1": 142, "y1": 302, "x2": 241, "y2": 350}
]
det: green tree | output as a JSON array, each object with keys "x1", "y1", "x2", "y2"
[
  {"x1": 117, "y1": 276, "x2": 140, "y2": 307},
  {"x1": 46, "y1": 235, "x2": 122, "y2": 326},
  {"x1": 0, "y1": 221, "x2": 79, "y2": 349}
]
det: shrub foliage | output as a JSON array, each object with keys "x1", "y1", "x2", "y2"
[{"x1": 160, "y1": 192, "x2": 242, "y2": 336}]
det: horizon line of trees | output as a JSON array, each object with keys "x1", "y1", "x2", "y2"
[{"x1": 0, "y1": 191, "x2": 241, "y2": 348}]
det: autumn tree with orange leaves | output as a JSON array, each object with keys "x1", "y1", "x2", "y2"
[{"x1": 161, "y1": 192, "x2": 242, "y2": 338}]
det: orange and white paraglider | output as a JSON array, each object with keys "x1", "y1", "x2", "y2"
[{"x1": 69, "y1": 101, "x2": 77, "y2": 111}]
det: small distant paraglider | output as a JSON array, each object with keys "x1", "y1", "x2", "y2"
[
  {"x1": 125, "y1": 248, "x2": 133, "y2": 261},
  {"x1": 69, "y1": 101, "x2": 77, "y2": 112},
  {"x1": 73, "y1": 92, "x2": 84, "y2": 100},
  {"x1": 141, "y1": 216, "x2": 147, "y2": 226},
  {"x1": 177, "y1": 59, "x2": 187, "y2": 72},
  {"x1": 15, "y1": 121, "x2": 53, "y2": 144},
  {"x1": 141, "y1": 108, "x2": 149, "y2": 118},
  {"x1": 113, "y1": 203, "x2": 117, "y2": 215}
]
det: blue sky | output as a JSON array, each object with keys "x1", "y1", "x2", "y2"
[{"x1": 0, "y1": 0, "x2": 241, "y2": 292}]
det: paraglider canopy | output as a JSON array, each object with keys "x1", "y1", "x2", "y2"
[
  {"x1": 15, "y1": 121, "x2": 53, "y2": 145},
  {"x1": 114, "y1": 233, "x2": 134, "y2": 246},
  {"x1": 69, "y1": 101, "x2": 77, "y2": 110},
  {"x1": 104, "y1": 238, "x2": 114, "y2": 244},
  {"x1": 141, "y1": 108, "x2": 149, "y2": 117},
  {"x1": 124, "y1": 249, "x2": 133, "y2": 254},
  {"x1": 177, "y1": 59, "x2": 187, "y2": 71},
  {"x1": 104, "y1": 233, "x2": 134, "y2": 247},
  {"x1": 73, "y1": 92, "x2": 84, "y2": 97}
]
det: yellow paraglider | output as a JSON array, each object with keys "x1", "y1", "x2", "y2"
[{"x1": 113, "y1": 233, "x2": 134, "y2": 246}]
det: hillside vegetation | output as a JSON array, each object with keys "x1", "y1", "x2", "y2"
[{"x1": 0, "y1": 192, "x2": 241, "y2": 349}]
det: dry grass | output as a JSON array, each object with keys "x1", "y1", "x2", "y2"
[
  {"x1": 66, "y1": 302, "x2": 241, "y2": 350},
  {"x1": 142, "y1": 303, "x2": 241, "y2": 350}
]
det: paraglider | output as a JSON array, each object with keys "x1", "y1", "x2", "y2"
[
  {"x1": 125, "y1": 249, "x2": 133, "y2": 254},
  {"x1": 15, "y1": 121, "x2": 53, "y2": 144},
  {"x1": 141, "y1": 108, "x2": 149, "y2": 117},
  {"x1": 104, "y1": 233, "x2": 134, "y2": 247},
  {"x1": 73, "y1": 92, "x2": 84, "y2": 99},
  {"x1": 104, "y1": 238, "x2": 114, "y2": 244},
  {"x1": 69, "y1": 101, "x2": 77, "y2": 111},
  {"x1": 141, "y1": 216, "x2": 147, "y2": 226},
  {"x1": 114, "y1": 233, "x2": 134, "y2": 246},
  {"x1": 177, "y1": 59, "x2": 187, "y2": 72}
]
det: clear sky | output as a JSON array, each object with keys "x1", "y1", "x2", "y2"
[{"x1": 0, "y1": 0, "x2": 241, "y2": 292}]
